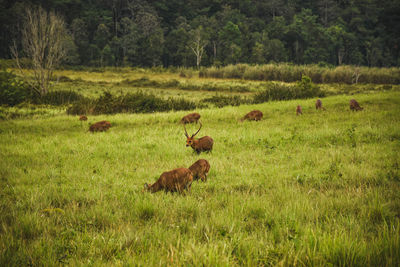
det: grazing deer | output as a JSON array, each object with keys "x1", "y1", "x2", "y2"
[
  {"x1": 296, "y1": 105, "x2": 303, "y2": 115},
  {"x1": 189, "y1": 159, "x2": 210, "y2": 182},
  {"x1": 184, "y1": 122, "x2": 214, "y2": 154},
  {"x1": 240, "y1": 110, "x2": 263, "y2": 122},
  {"x1": 181, "y1": 112, "x2": 201, "y2": 124},
  {"x1": 144, "y1": 168, "x2": 193, "y2": 193},
  {"x1": 315, "y1": 99, "x2": 326, "y2": 110},
  {"x1": 79, "y1": 115, "x2": 88, "y2": 121},
  {"x1": 89, "y1": 120, "x2": 111, "y2": 132},
  {"x1": 79, "y1": 115, "x2": 88, "y2": 126},
  {"x1": 349, "y1": 99, "x2": 363, "y2": 111}
]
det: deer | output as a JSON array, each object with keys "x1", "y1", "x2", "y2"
[
  {"x1": 144, "y1": 168, "x2": 193, "y2": 193},
  {"x1": 240, "y1": 110, "x2": 263, "y2": 122},
  {"x1": 184, "y1": 122, "x2": 214, "y2": 154},
  {"x1": 349, "y1": 99, "x2": 363, "y2": 111},
  {"x1": 181, "y1": 112, "x2": 201, "y2": 124},
  {"x1": 89, "y1": 120, "x2": 111, "y2": 132},
  {"x1": 315, "y1": 99, "x2": 326, "y2": 110},
  {"x1": 189, "y1": 159, "x2": 210, "y2": 182},
  {"x1": 296, "y1": 105, "x2": 303, "y2": 115},
  {"x1": 79, "y1": 115, "x2": 88, "y2": 126},
  {"x1": 79, "y1": 115, "x2": 88, "y2": 121}
]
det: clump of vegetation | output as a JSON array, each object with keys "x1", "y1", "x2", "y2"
[
  {"x1": 32, "y1": 90, "x2": 85, "y2": 106},
  {"x1": 121, "y1": 77, "x2": 179, "y2": 88},
  {"x1": 67, "y1": 91, "x2": 197, "y2": 115},
  {"x1": 0, "y1": 69, "x2": 30, "y2": 106},
  {"x1": 201, "y1": 95, "x2": 250, "y2": 108},
  {"x1": 253, "y1": 76, "x2": 323, "y2": 103},
  {"x1": 200, "y1": 64, "x2": 400, "y2": 84}
]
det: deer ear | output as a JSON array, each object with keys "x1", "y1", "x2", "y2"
[{"x1": 144, "y1": 183, "x2": 149, "y2": 190}]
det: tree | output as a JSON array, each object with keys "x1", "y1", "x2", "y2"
[
  {"x1": 11, "y1": 5, "x2": 67, "y2": 96},
  {"x1": 188, "y1": 26, "x2": 208, "y2": 69}
]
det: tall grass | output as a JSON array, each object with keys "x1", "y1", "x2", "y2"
[
  {"x1": 200, "y1": 64, "x2": 400, "y2": 84},
  {"x1": 0, "y1": 91, "x2": 399, "y2": 265}
]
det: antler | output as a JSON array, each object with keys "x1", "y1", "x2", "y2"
[
  {"x1": 192, "y1": 121, "x2": 202, "y2": 137},
  {"x1": 183, "y1": 124, "x2": 189, "y2": 137}
]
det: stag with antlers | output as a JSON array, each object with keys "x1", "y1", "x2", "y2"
[{"x1": 184, "y1": 122, "x2": 214, "y2": 154}]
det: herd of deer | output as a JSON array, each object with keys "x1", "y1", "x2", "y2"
[{"x1": 79, "y1": 98, "x2": 363, "y2": 194}]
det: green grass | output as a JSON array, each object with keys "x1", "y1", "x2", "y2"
[{"x1": 1, "y1": 90, "x2": 400, "y2": 265}]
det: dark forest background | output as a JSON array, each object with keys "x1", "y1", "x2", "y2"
[{"x1": 1, "y1": 0, "x2": 399, "y2": 68}]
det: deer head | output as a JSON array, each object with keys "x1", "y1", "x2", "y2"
[{"x1": 184, "y1": 122, "x2": 202, "y2": 147}]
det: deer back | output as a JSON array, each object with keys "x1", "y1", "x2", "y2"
[
  {"x1": 146, "y1": 168, "x2": 193, "y2": 193},
  {"x1": 181, "y1": 113, "x2": 201, "y2": 124},
  {"x1": 79, "y1": 115, "x2": 88, "y2": 121},
  {"x1": 242, "y1": 110, "x2": 263, "y2": 121},
  {"x1": 189, "y1": 159, "x2": 210, "y2": 181},
  {"x1": 350, "y1": 99, "x2": 363, "y2": 111},
  {"x1": 193, "y1": 136, "x2": 214, "y2": 152},
  {"x1": 89, "y1": 120, "x2": 111, "y2": 132}
]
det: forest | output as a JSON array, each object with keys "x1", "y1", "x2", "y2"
[{"x1": 0, "y1": 0, "x2": 399, "y2": 68}]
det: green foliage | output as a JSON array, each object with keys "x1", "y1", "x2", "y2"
[
  {"x1": 0, "y1": 69, "x2": 29, "y2": 106},
  {"x1": 201, "y1": 95, "x2": 250, "y2": 108},
  {"x1": 32, "y1": 90, "x2": 85, "y2": 106},
  {"x1": 67, "y1": 91, "x2": 196, "y2": 115},
  {"x1": 200, "y1": 64, "x2": 400, "y2": 84},
  {"x1": 253, "y1": 76, "x2": 323, "y2": 103}
]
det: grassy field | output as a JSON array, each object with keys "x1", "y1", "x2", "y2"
[{"x1": 1, "y1": 76, "x2": 400, "y2": 265}]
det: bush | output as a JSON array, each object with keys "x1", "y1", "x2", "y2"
[
  {"x1": 0, "y1": 69, "x2": 30, "y2": 106},
  {"x1": 33, "y1": 90, "x2": 85, "y2": 106},
  {"x1": 253, "y1": 76, "x2": 324, "y2": 103},
  {"x1": 200, "y1": 63, "x2": 400, "y2": 84},
  {"x1": 67, "y1": 91, "x2": 197, "y2": 115},
  {"x1": 201, "y1": 95, "x2": 250, "y2": 108}
]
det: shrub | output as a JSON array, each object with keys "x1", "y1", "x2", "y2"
[
  {"x1": 33, "y1": 90, "x2": 85, "y2": 106},
  {"x1": 67, "y1": 91, "x2": 197, "y2": 115},
  {"x1": 201, "y1": 95, "x2": 250, "y2": 108},
  {"x1": 200, "y1": 63, "x2": 400, "y2": 84},
  {"x1": 253, "y1": 76, "x2": 324, "y2": 103},
  {"x1": 0, "y1": 69, "x2": 30, "y2": 106}
]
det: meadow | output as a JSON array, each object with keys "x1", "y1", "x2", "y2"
[{"x1": 0, "y1": 68, "x2": 400, "y2": 266}]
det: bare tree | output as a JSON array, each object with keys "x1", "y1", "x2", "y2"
[
  {"x1": 189, "y1": 27, "x2": 208, "y2": 69},
  {"x1": 11, "y1": 6, "x2": 67, "y2": 96}
]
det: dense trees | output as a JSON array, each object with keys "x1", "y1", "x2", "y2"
[{"x1": 1, "y1": 0, "x2": 399, "y2": 67}]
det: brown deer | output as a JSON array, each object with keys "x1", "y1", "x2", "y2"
[
  {"x1": 240, "y1": 110, "x2": 263, "y2": 122},
  {"x1": 89, "y1": 120, "x2": 111, "y2": 132},
  {"x1": 189, "y1": 159, "x2": 210, "y2": 182},
  {"x1": 181, "y1": 112, "x2": 201, "y2": 124},
  {"x1": 184, "y1": 122, "x2": 214, "y2": 154},
  {"x1": 315, "y1": 99, "x2": 326, "y2": 110},
  {"x1": 144, "y1": 168, "x2": 193, "y2": 193},
  {"x1": 296, "y1": 105, "x2": 303, "y2": 115},
  {"x1": 79, "y1": 115, "x2": 88, "y2": 121},
  {"x1": 349, "y1": 99, "x2": 363, "y2": 111}
]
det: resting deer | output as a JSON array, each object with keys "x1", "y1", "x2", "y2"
[
  {"x1": 315, "y1": 99, "x2": 326, "y2": 110},
  {"x1": 189, "y1": 159, "x2": 210, "y2": 182},
  {"x1": 349, "y1": 99, "x2": 363, "y2": 111},
  {"x1": 89, "y1": 120, "x2": 111, "y2": 132},
  {"x1": 240, "y1": 110, "x2": 263, "y2": 122},
  {"x1": 144, "y1": 168, "x2": 193, "y2": 193},
  {"x1": 296, "y1": 105, "x2": 303, "y2": 115},
  {"x1": 181, "y1": 112, "x2": 201, "y2": 124},
  {"x1": 184, "y1": 122, "x2": 214, "y2": 154}
]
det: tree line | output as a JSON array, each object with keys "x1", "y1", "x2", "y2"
[{"x1": 0, "y1": 0, "x2": 399, "y2": 68}]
